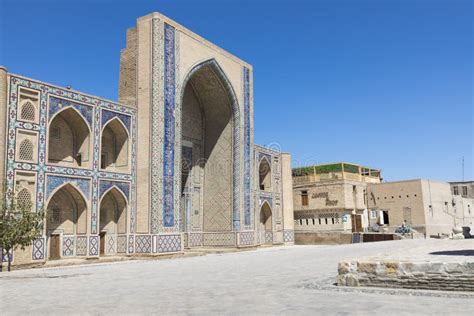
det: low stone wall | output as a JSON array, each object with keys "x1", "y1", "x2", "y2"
[
  {"x1": 337, "y1": 260, "x2": 474, "y2": 292},
  {"x1": 295, "y1": 232, "x2": 352, "y2": 245}
]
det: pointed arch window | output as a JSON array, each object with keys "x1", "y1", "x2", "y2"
[
  {"x1": 20, "y1": 101, "x2": 36, "y2": 122},
  {"x1": 19, "y1": 139, "x2": 34, "y2": 161}
]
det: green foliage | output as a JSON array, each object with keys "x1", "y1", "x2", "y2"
[
  {"x1": 343, "y1": 163, "x2": 360, "y2": 174},
  {"x1": 0, "y1": 185, "x2": 46, "y2": 271},
  {"x1": 293, "y1": 163, "x2": 344, "y2": 176}
]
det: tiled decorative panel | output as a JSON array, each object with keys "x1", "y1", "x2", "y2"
[
  {"x1": 239, "y1": 231, "x2": 254, "y2": 246},
  {"x1": 99, "y1": 180, "x2": 130, "y2": 201},
  {"x1": 1, "y1": 248, "x2": 13, "y2": 263},
  {"x1": 62, "y1": 236, "x2": 75, "y2": 256},
  {"x1": 150, "y1": 18, "x2": 165, "y2": 234},
  {"x1": 117, "y1": 235, "x2": 127, "y2": 253},
  {"x1": 158, "y1": 234, "x2": 181, "y2": 253},
  {"x1": 89, "y1": 236, "x2": 99, "y2": 256},
  {"x1": 264, "y1": 231, "x2": 273, "y2": 244},
  {"x1": 135, "y1": 235, "x2": 152, "y2": 253},
  {"x1": 128, "y1": 235, "x2": 135, "y2": 254},
  {"x1": 202, "y1": 232, "x2": 236, "y2": 247},
  {"x1": 162, "y1": 22, "x2": 176, "y2": 228},
  {"x1": 283, "y1": 230, "x2": 295, "y2": 243},
  {"x1": 32, "y1": 237, "x2": 45, "y2": 260},
  {"x1": 49, "y1": 96, "x2": 93, "y2": 126},
  {"x1": 243, "y1": 67, "x2": 251, "y2": 227},
  {"x1": 187, "y1": 233, "x2": 202, "y2": 247},
  {"x1": 76, "y1": 236, "x2": 88, "y2": 256},
  {"x1": 101, "y1": 109, "x2": 131, "y2": 132},
  {"x1": 46, "y1": 176, "x2": 90, "y2": 200},
  {"x1": 107, "y1": 235, "x2": 116, "y2": 254}
]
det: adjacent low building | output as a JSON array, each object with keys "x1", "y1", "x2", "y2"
[
  {"x1": 367, "y1": 179, "x2": 474, "y2": 237},
  {"x1": 292, "y1": 162, "x2": 381, "y2": 236},
  {"x1": 450, "y1": 181, "x2": 474, "y2": 198}
]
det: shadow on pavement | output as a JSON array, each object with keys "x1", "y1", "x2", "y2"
[{"x1": 429, "y1": 250, "x2": 474, "y2": 256}]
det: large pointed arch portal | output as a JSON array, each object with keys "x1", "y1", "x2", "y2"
[{"x1": 178, "y1": 59, "x2": 241, "y2": 233}]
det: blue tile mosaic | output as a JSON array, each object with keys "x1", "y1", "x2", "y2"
[
  {"x1": 101, "y1": 109, "x2": 131, "y2": 132},
  {"x1": 99, "y1": 180, "x2": 130, "y2": 201},
  {"x1": 243, "y1": 67, "x2": 251, "y2": 226},
  {"x1": 49, "y1": 96, "x2": 93, "y2": 127},
  {"x1": 46, "y1": 175, "x2": 91, "y2": 200},
  {"x1": 162, "y1": 23, "x2": 176, "y2": 228}
]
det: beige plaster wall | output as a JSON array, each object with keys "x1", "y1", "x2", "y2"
[
  {"x1": 135, "y1": 17, "x2": 152, "y2": 233},
  {"x1": 367, "y1": 180, "x2": 425, "y2": 230},
  {"x1": 420, "y1": 180, "x2": 458, "y2": 236}
]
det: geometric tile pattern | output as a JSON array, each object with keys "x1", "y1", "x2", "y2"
[
  {"x1": 99, "y1": 180, "x2": 130, "y2": 201},
  {"x1": 135, "y1": 235, "x2": 152, "y2": 253},
  {"x1": 187, "y1": 233, "x2": 203, "y2": 247},
  {"x1": 107, "y1": 235, "x2": 115, "y2": 254},
  {"x1": 117, "y1": 235, "x2": 127, "y2": 253},
  {"x1": 46, "y1": 176, "x2": 90, "y2": 200},
  {"x1": 202, "y1": 232, "x2": 236, "y2": 247},
  {"x1": 264, "y1": 231, "x2": 273, "y2": 244},
  {"x1": 89, "y1": 236, "x2": 99, "y2": 256},
  {"x1": 162, "y1": 22, "x2": 176, "y2": 228},
  {"x1": 76, "y1": 236, "x2": 87, "y2": 256},
  {"x1": 150, "y1": 18, "x2": 165, "y2": 234},
  {"x1": 128, "y1": 235, "x2": 134, "y2": 254},
  {"x1": 49, "y1": 96, "x2": 93, "y2": 126},
  {"x1": 283, "y1": 230, "x2": 294, "y2": 243},
  {"x1": 101, "y1": 109, "x2": 131, "y2": 132},
  {"x1": 243, "y1": 67, "x2": 251, "y2": 227},
  {"x1": 239, "y1": 231, "x2": 254, "y2": 246},
  {"x1": 62, "y1": 236, "x2": 75, "y2": 256},
  {"x1": 32, "y1": 237, "x2": 45, "y2": 260},
  {"x1": 6, "y1": 75, "x2": 137, "y2": 245},
  {"x1": 157, "y1": 234, "x2": 181, "y2": 253},
  {"x1": 2, "y1": 248, "x2": 13, "y2": 263}
]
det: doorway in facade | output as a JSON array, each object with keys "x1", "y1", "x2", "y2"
[
  {"x1": 49, "y1": 234, "x2": 60, "y2": 260},
  {"x1": 259, "y1": 202, "x2": 272, "y2": 244},
  {"x1": 46, "y1": 183, "x2": 88, "y2": 260},
  {"x1": 180, "y1": 61, "x2": 235, "y2": 233},
  {"x1": 383, "y1": 211, "x2": 390, "y2": 225},
  {"x1": 99, "y1": 187, "x2": 127, "y2": 256}
]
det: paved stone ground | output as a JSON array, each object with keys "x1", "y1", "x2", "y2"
[{"x1": 1, "y1": 239, "x2": 473, "y2": 315}]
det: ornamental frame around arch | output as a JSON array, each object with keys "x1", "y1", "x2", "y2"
[
  {"x1": 47, "y1": 105, "x2": 93, "y2": 164},
  {"x1": 98, "y1": 186, "x2": 129, "y2": 234},
  {"x1": 259, "y1": 200, "x2": 273, "y2": 230},
  {"x1": 100, "y1": 117, "x2": 131, "y2": 171},
  {"x1": 99, "y1": 185, "x2": 129, "y2": 204},
  {"x1": 46, "y1": 182, "x2": 89, "y2": 207},
  {"x1": 45, "y1": 182, "x2": 90, "y2": 236},
  {"x1": 258, "y1": 155, "x2": 272, "y2": 190},
  {"x1": 178, "y1": 58, "x2": 241, "y2": 231}
]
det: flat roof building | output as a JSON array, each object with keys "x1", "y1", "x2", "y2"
[{"x1": 292, "y1": 163, "x2": 381, "y2": 235}]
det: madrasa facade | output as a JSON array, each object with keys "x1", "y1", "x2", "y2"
[{"x1": 0, "y1": 12, "x2": 294, "y2": 266}]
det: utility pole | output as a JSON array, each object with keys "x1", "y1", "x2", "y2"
[{"x1": 462, "y1": 156, "x2": 464, "y2": 182}]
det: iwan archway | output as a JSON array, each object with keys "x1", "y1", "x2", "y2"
[{"x1": 179, "y1": 59, "x2": 240, "y2": 234}]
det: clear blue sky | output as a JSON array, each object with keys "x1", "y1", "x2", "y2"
[{"x1": 1, "y1": 0, "x2": 472, "y2": 182}]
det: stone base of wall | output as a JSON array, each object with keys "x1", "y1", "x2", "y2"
[
  {"x1": 337, "y1": 240, "x2": 474, "y2": 292},
  {"x1": 295, "y1": 232, "x2": 352, "y2": 245},
  {"x1": 337, "y1": 260, "x2": 474, "y2": 291}
]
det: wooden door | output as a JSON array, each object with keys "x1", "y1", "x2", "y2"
[
  {"x1": 49, "y1": 235, "x2": 60, "y2": 260},
  {"x1": 351, "y1": 214, "x2": 363, "y2": 233},
  {"x1": 100, "y1": 232, "x2": 106, "y2": 255}
]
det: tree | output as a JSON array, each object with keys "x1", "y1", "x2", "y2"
[{"x1": 0, "y1": 186, "x2": 45, "y2": 272}]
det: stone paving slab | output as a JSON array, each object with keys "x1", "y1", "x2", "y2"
[
  {"x1": 337, "y1": 239, "x2": 474, "y2": 291},
  {"x1": 1, "y1": 240, "x2": 473, "y2": 315}
]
